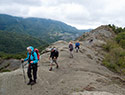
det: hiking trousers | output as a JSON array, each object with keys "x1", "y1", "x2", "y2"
[
  {"x1": 69, "y1": 50, "x2": 73, "y2": 58},
  {"x1": 75, "y1": 46, "x2": 79, "y2": 52},
  {"x1": 27, "y1": 64, "x2": 38, "y2": 81},
  {"x1": 50, "y1": 58, "x2": 58, "y2": 64}
]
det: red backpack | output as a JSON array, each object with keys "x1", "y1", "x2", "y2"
[{"x1": 34, "y1": 48, "x2": 40, "y2": 60}]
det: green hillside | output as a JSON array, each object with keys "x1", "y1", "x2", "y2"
[{"x1": 0, "y1": 30, "x2": 48, "y2": 54}]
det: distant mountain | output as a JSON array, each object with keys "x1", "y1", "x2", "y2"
[
  {"x1": 0, "y1": 14, "x2": 90, "y2": 54},
  {"x1": 0, "y1": 14, "x2": 90, "y2": 42}
]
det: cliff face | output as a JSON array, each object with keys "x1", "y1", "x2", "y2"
[{"x1": 0, "y1": 25, "x2": 124, "y2": 95}]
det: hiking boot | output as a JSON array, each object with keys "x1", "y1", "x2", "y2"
[
  {"x1": 27, "y1": 79, "x2": 32, "y2": 85},
  {"x1": 30, "y1": 81, "x2": 36, "y2": 85},
  {"x1": 49, "y1": 67, "x2": 52, "y2": 71},
  {"x1": 56, "y1": 65, "x2": 59, "y2": 69},
  {"x1": 34, "y1": 79, "x2": 36, "y2": 83}
]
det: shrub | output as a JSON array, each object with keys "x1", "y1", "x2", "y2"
[
  {"x1": 103, "y1": 47, "x2": 125, "y2": 75},
  {"x1": 103, "y1": 41, "x2": 119, "y2": 52},
  {"x1": 119, "y1": 39, "x2": 125, "y2": 49},
  {"x1": 1, "y1": 69, "x2": 11, "y2": 72},
  {"x1": 116, "y1": 32, "x2": 125, "y2": 43}
]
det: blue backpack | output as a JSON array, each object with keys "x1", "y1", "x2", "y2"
[{"x1": 75, "y1": 43, "x2": 80, "y2": 47}]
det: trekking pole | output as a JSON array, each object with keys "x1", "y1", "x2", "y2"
[
  {"x1": 29, "y1": 61, "x2": 33, "y2": 90},
  {"x1": 21, "y1": 61, "x2": 26, "y2": 83},
  {"x1": 30, "y1": 66, "x2": 32, "y2": 90},
  {"x1": 31, "y1": 84, "x2": 32, "y2": 90}
]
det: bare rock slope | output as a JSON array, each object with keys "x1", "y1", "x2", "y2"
[{"x1": 0, "y1": 25, "x2": 125, "y2": 95}]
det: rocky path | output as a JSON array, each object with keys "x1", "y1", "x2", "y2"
[{"x1": 0, "y1": 40, "x2": 125, "y2": 95}]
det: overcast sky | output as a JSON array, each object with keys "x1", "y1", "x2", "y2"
[{"x1": 0, "y1": 0, "x2": 125, "y2": 29}]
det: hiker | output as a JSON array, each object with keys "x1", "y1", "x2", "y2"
[
  {"x1": 69, "y1": 42, "x2": 74, "y2": 58},
  {"x1": 21, "y1": 46, "x2": 38, "y2": 85},
  {"x1": 75, "y1": 41, "x2": 80, "y2": 53},
  {"x1": 49, "y1": 48, "x2": 59, "y2": 71},
  {"x1": 89, "y1": 39, "x2": 93, "y2": 43}
]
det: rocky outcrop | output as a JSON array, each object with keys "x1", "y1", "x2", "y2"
[
  {"x1": 78, "y1": 25, "x2": 115, "y2": 43},
  {"x1": 0, "y1": 59, "x2": 21, "y2": 72}
]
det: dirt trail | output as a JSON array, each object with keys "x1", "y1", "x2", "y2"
[{"x1": 0, "y1": 40, "x2": 125, "y2": 95}]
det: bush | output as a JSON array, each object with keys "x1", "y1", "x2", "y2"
[
  {"x1": 119, "y1": 39, "x2": 125, "y2": 49},
  {"x1": 108, "y1": 24, "x2": 125, "y2": 34},
  {"x1": 116, "y1": 32, "x2": 125, "y2": 43},
  {"x1": 103, "y1": 41, "x2": 119, "y2": 52},
  {"x1": 103, "y1": 47, "x2": 125, "y2": 75},
  {"x1": 1, "y1": 69, "x2": 11, "y2": 72}
]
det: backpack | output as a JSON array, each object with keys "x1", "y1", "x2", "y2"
[
  {"x1": 75, "y1": 43, "x2": 80, "y2": 47},
  {"x1": 69, "y1": 44, "x2": 73, "y2": 50},
  {"x1": 32, "y1": 48, "x2": 40, "y2": 60},
  {"x1": 55, "y1": 50, "x2": 59, "y2": 58}
]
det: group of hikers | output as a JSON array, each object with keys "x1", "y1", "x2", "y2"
[
  {"x1": 21, "y1": 41, "x2": 80, "y2": 85},
  {"x1": 69, "y1": 41, "x2": 80, "y2": 58}
]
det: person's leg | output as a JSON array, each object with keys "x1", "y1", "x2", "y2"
[
  {"x1": 76, "y1": 47, "x2": 78, "y2": 53},
  {"x1": 33, "y1": 64, "x2": 37, "y2": 83},
  {"x1": 71, "y1": 50, "x2": 73, "y2": 58},
  {"x1": 76, "y1": 47, "x2": 79, "y2": 53},
  {"x1": 54, "y1": 59, "x2": 59, "y2": 68},
  {"x1": 27, "y1": 66, "x2": 32, "y2": 85},
  {"x1": 49, "y1": 59, "x2": 53, "y2": 71},
  {"x1": 70, "y1": 50, "x2": 72, "y2": 58},
  {"x1": 78, "y1": 47, "x2": 79, "y2": 52}
]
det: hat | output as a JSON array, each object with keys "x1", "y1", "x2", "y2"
[{"x1": 27, "y1": 46, "x2": 31, "y2": 50}]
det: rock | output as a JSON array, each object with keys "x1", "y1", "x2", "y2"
[
  {"x1": 0, "y1": 59, "x2": 21, "y2": 72},
  {"x1": 71, "y1": 91, "x2": 121, "y2": 95}
]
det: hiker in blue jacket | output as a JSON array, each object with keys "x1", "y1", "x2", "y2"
[
  {"x1": 21, "y1": 46, "x2": 38, "y2": 85},
  {"x1": 75, "y1": 41, "x2": 80, "y2": 53}
]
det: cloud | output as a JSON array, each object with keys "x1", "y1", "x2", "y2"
[
  {"x1": 0, "y1": 0, "x2": 125, "y2": 29},
  {"x1": 0, "y1": 0, "x2": 41, "y2": 6}
]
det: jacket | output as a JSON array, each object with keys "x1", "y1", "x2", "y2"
[
  {"x1": 50, "y1": 50, "x2": 59, "y2": 59},
  {"x1": 24, "y1": 46, "x2": 38, "y2": 64},
  {"x1": 75, "y1": 43, "x2": 80, "y2": 47},
  {"x1": 69, "y1": 44, "x2": 73, "y2": 50}
]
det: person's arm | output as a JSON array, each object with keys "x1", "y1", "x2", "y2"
[
  {"x1": 57, "y1": 51, "x2": 59, "y2": 57},
  {"x1": 69, "y1": 44, "x2": 71, "y2": 49},
  {"x1": 79, "y1": 43, "x2": 80, "y2": 46},
  {"x1": 50, "y1": 52, "x2": 52, "y2": 58},
  {"x1": 24, "y1": 53, "x2": 29, "y2": 61}
]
